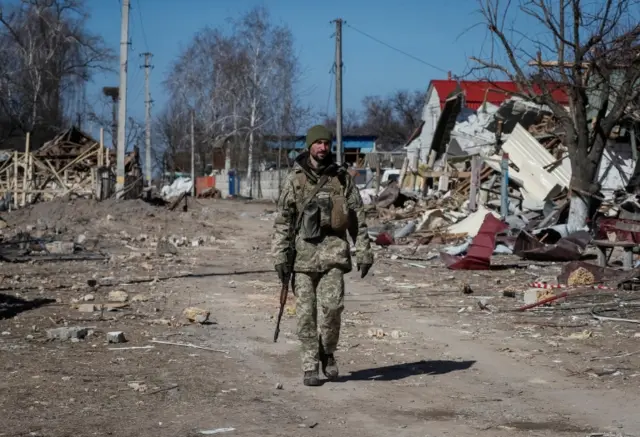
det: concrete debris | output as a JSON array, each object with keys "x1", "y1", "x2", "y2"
[
  {"x1": 45, "y1": 241, "x2": 75, "y2": 255},
  {"x1": 108, "y1": 290, "x2": 129, "y2": 303},
  {"x1": 127, "y1": 381, "x2": 148, "y2": 392},
  {"x1": 183, "y1": 307, "x2": 210, "y2": 324},
  {"x1": 156, "y1": 239, "x2": 178, "y2": 255},
  {"x1": 77, "y1": 303, "x2": 96, "y2": 313},
  {"x1": 107, "y1": 331, "x2": 127, "y2": 343},
  {"x1": 131, "y1": 294, "x2": 149, "y2": 302},
  {"x1": 367, "y1": 328, "x2": 386, "y2": 338},
  {"x1": 170, "y1": 235, "x2": 188, "y2": 247},
  {"x1": 46, "y1": 327, "x2": 90, "y2": 341}
]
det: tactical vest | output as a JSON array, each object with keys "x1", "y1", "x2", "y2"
[{"x1": 294, "y1": 170, "x2": 350, "y2": 240}]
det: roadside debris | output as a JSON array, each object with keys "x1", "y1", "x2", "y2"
[
  {"x1": 108, "y1": 290, "x2": 129, "y2": 303},
  {"x1": 150, "y1": 339, "x2": 228, "y2": 354},
  {"x1": 567, "y1": 267, "x2": 596, "y2": 286},
  {"x1": 46, "y1": 326, "x2": 90, "y2": 341},
  {"x1": 357, "y1": 99, "x2": 640, "y2": 336},
  {"x1": 107, "y1": 331, "x2": 127, "y2": 343},
  {"x1": 183, "y1": 307, "x2": 211, "y2": 324},
  {"x1": 198, "y1": 428, "x2": 236, "y2": 435}
]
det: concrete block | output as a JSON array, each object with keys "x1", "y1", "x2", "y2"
[
  {"x1": 107, "y1": 331, "x2": 127, "y2": 343},
  {"x1": 47, "y1": 327, "x2": 89, "y2": 341}
]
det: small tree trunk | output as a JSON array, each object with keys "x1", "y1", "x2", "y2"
[
  {"x1": 247, "y1": 99, "x2": 257, "y2": 197},
  {"x1": 567, "y1": 191, "x2": 590, "y2": 230},
  {"x1": 567, "y1": 144, "x2": 601, "y2": 230}
]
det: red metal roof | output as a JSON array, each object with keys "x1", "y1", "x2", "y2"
[{"x1": 430, "y1": 80, "x2": 570, "y2": 110}]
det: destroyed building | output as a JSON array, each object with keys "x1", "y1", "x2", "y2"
[
  {"x1": 0, "y1": 126, "x2": 143, "y2": 210},
  {"x1": 364, "y1": 75, "x2": 640, "y2": 281}
]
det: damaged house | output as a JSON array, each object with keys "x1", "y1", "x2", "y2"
[
  {"x1": 366, "y1": 74, "x2": 640, "y2": 274},
  {"x1": 402, "y1": 76, "x2": 637, "y2": 206},
  {"x1": 0, "y1": 126, "x2": 143, "y2": 209}
]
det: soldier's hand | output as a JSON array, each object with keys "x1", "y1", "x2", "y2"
[
  {"x1": 357, "y1": 263, "x2": 372, "y2": 279},
  {"x1": 275, "y1": 263, "x2": 291, "y2": 283}
]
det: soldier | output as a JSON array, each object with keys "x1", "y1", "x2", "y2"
[{"x1": 272, "y1": 124, "x2": 374, "y2": 386}]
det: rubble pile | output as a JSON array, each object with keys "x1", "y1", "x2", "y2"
[
  {"x1": 0, "y1": 197, "x2": 236, "y2": 264},
  {"x1": 363, "y1": 95, "x2": 637, "y2": 258},
  {"x1": 359, "y1": 95, "x2": 640, "y2": 317}
]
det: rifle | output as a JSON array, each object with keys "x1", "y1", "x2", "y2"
[
  {"x1": 274, "y1": 225, "x2": 296, "y2": 343},
  {"x1": 273, "y1": 272, "x2": 291, "y2": 343}
]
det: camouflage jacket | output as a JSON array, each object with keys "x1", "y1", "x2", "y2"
[{"x1": 271, "y1": 151, "x2": 374, "y2": 273}]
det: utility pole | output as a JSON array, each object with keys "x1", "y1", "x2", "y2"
[
  {"x1": 141, "y1": 52, "x2": 153, "y2": 188},
  {"x1": 101, "y1": 86, "x2": 118, "y2": 151},
  {"x1": 116, "y1": 0, "x2": 130, "y2": 199},
  {"x1": 334, "y1": 18, "x2": 344, "y2": 165},
  {"x1": 190, "y1": 109, "x2": 195, "y2": 197}
]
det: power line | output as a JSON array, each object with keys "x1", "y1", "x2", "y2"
[
  {"x1": 344, "y1": 22, "x2": 450, "y2": 74},
  {"x1": 325, "y1": 63, "x2": 335, "y2": 116},
  {"x1": 135, "y1": 0, "x2": 150, "y2": 52}
]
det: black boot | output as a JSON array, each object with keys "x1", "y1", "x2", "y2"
[
  {"x1": 319, "y1": 337, "x2": 339, "y2": 381},
  {"x1": 303, "y1": 369, "x2": 320, "y2": 386},
  {"x1": 323, "y1": 354, "x2": 339, "y2": 380}
]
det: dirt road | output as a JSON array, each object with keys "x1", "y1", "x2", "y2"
[{"x1": 1, "y1": 199, "x2": 638, "y2": 436}]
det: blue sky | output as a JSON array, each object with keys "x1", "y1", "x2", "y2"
[{"x1": 85, "y1": 0, "x2": 490, "y2": 132}]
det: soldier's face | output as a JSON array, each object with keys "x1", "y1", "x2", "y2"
[{"x1": 310, "y1": 140, "x2": 331, "y2": 160}]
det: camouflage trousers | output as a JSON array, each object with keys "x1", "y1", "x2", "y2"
[{"x1": 295, "y1": 268, "x2": 345, "y2": 372}]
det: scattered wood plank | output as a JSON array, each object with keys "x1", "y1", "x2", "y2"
[{"x1": 150, "y1": 339, "x2": 228, "y2": 354}]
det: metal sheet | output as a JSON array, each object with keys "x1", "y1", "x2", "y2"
[{"x1": 501, "y1": 123, "x2": 570, "y2": 200}]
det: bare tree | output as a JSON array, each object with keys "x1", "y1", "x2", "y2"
[
  {"x1": 87, "y1": 94, "x2": 144, "y2": 153},
  {"x1": 390, "y1": 90, "x2": 427, "y2": 136},
  {"x1": 152, "y1": 103, "x2": 189, "y2": 175},
  {"x1": 321, "y1": 109, "x2": 365, "y2": 136},
  {"x1": 268, "y1": 23, "x2": 313, "y2": 169},
  {"x1": 0, "y1": 0, "x2": 114, "y2": 143},
  {"x1": 164, "y1": 28, "x2": 246, "y2": 173},
  {"x1": 322, "y1": 90, "x2": 426, "y2": 145},
  {"x1": 158, "y1": 5, "x2": 306, "y2": 193},
  {"x1": 471, "y1": 0, "x2": 640, "y2": 228},
  {"x1": 232, "y1": 6, "x2": 299, "y2": 195}
]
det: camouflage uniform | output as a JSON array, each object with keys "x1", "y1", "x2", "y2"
[{"x1": 272, "y1": 150, "x2": 374, "y2": 373}]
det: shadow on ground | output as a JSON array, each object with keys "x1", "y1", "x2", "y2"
[
  {"x1": 0, "y1": 293, "x2": 56, "y2": 320},
  {"x1": 337, "y1": 359, "x2": 476, "y2": 382}
]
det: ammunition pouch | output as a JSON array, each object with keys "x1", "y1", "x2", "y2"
[
  {"x1": 296, "y1": 171, "x2": 351, "y2": 241},
  {"x1": 300, "y1": 199, "x2": 323, "y2": 241},
  {"x1": 329, "y1": 194, "x2": 349, "y2": 232}
]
